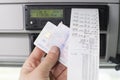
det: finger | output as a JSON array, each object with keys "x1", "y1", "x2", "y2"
[
  {"x1": 56, "y1": 69, "x2": 67, "y2": 80},
  {"x1": 27, "y1": 47, "x2": 45, "y2": 62},
  {"x1": 36, "y1": 46, "x2": 60, "y2": 74},
  {"x1": 23, "y1": 47, "x2": 45, "y2": 69},
  {"x1": 51, "y1": 62, "x2": 67, "y2": 78},
  {"x1": 21, "y1": 47, "x2": 45, "y2": 74},
  {"x1": 50, "y1": 71, "x2": 56, "y2": 80}
]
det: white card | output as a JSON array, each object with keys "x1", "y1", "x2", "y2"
[
  {"x1": 34, "y1": 21, "x2": 57, "y2": 53},
  {"x1": 68, "y1": 8, "x2": 100, "y2": 80},
  {"x1": 34, "y1": 21, "x2": 69, "y2": 66}
]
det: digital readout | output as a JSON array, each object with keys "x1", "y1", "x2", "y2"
[{"x1": 30, "y1": 9, "x2": 63, "y2": 18}]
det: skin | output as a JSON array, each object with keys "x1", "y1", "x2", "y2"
[{"x1": 19, "y1": 46, "x2": 67, "y2": 80}]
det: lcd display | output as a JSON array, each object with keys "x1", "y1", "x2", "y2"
[{"x1": 30, "y1": 9, "x2": 63, "y2": 18}]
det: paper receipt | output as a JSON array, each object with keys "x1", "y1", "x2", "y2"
[{"x1": 68, "y1": 8, "x2": 99, "y2": 80}]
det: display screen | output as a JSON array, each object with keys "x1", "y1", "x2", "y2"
[{"x1": 30, "y1": 9, "x2": 63, "y2": 18}]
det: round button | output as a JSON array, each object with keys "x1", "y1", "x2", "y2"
[
  {"x1": 30, "y1": 21, "x2": 33, "y2": 24},
  {"x1": 30, "y1": 20, "x2": 37, "y2": 25}
]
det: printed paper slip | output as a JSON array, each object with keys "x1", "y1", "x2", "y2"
[{"x1": 68, "y1": 8, "x2": 100, "y2": 80}]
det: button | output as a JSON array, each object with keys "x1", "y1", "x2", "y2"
[
  {"x1": 30, "y1": 21, "x2": 33, "y2": 24},
  {"x1": 29, "y1": 20, "x2": 37, "y2": 25}
]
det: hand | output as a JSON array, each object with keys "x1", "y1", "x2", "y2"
[
  {"x1": 51, "y1": 62, "x2": 67, "y2": 80},
  {"x1": 19, "y1": 46, "x2": 67, "y2": 80}
]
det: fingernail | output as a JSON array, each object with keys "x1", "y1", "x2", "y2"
[{"x1": 50, "y1": 46, "x2": 59, "y2": 54}]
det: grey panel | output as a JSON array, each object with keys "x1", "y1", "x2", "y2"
[
  {"x1": 0, "y1": 0, "x2": 28, "y2": 3},
  {"x1": 105, "y1": 4, "x2": 119, "y2": 60},
  {"x1": 29, "y1": 0, "x2": 119, "y2": 3},
  {"x1": 0, "y1": 5, "x2": 23, "y2": 30},
  {"x1": 0, "y1": 0, "x2": 119, "y2": 3},
  {"x1": 0, "y1": 34, "x2": 30, "y2": 62}
]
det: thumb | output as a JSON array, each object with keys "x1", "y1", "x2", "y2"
[{"x1": 36, "y1": 46, "x2": 60, "y2": 74}]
